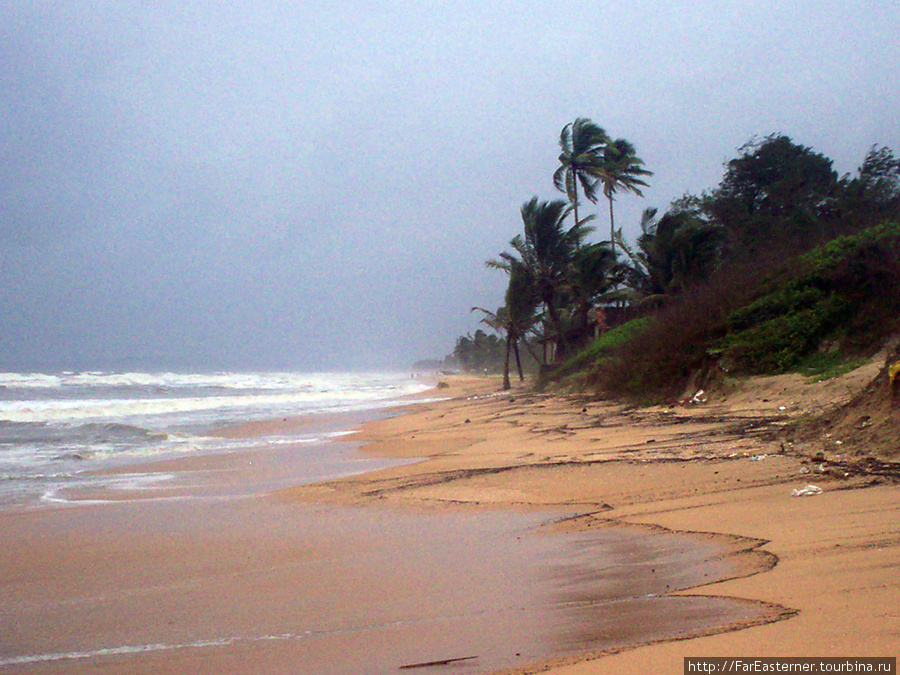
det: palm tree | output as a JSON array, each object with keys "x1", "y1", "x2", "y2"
[
  {"x1": 620, "y1": 206, "x2": 722, "y2": 305},
  {"x1": 596, "y1": 138, "x2": 652, "y2": 253},
  {"x1": 472, "y1": 266, "x2": 540, "y2": 389},
  {"x1": 568, "y1": 241, "x2": 624, "y2": 338},
  {"x1": 471, "y1": 305, "x2": 513, "y2": 389},
  {"x1": 553, "y1": 118, "x2": 609, "y2": 235},
  {"x1": 487, "y1": 197, "x2": 588, "y2": 359}
]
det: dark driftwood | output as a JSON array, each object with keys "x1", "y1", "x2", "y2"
[{"x1": 399, "y1": 655, "x2": 478, "y2": 669}]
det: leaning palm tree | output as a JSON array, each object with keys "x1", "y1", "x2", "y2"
[
  {"x1": 618, "y1": 206, "x2": 723, "y2": 306},
  {"x1": 472, "y1": 267, "x2": 540, "y2": 389},
  {"x1": 503, "y1": 262, "x2": 544, "y2": 365},
  {"x1": 487, "y1": 197, "x2": 588, "y2": 359},
  {"x1": 471, "y1": 305, "x2": 514, "y2": 389},
  {"x1": 553, "y1": 118, "x2": 609, "y2": 235},
  {"x1": 596, "y1": 138, "x2": 653, "y2": 253}
]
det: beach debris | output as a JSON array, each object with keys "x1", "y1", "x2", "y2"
[
  {"x1": 399, "y1": 655, "x2": 478, "y2": 669},
  {"x1": 791, "y1": 484, "x2": 823, "y2": 497},
  {"x1": 690, "y1": 389, "x2": 706, "y2": 404},
  {"x1": 750, "y1": 454, "x2": 768, "y2": 461}
]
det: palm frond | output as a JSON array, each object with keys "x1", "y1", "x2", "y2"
[
  {"x1": 552, "y1": 165, "x2": 568, "y2": 195},
  {"x1": 580, "y1": 174, "x2": 600, "y2": 203}
]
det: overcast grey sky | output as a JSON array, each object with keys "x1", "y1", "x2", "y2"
[{"x1": 2, "y1": 1, "x2": 898, "y2": 371}]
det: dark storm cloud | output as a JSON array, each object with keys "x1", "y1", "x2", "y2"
[{"x1": 1, "y1": 0, "x2": 898, "y2": 371}]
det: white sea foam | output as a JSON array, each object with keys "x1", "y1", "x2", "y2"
[
  {"x1": 0, "y1": 636, "x2": 258, "y2": 666},
  {"x1": 0, "y1": 371, "x2": 430, "y2": 425},
  {"x1": 0, "y1": 370, "x2": 428, "y2": 394},
  {"x1": 0, "y1": 370, "x2": 433, "y2": 507},
  {"x1": 0, "y1": 619, "x2": 422, "y2": 666},
  {"x1": 2, "y1": 390, "x2": 396, "y2": 424}
]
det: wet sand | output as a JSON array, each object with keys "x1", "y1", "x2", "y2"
[
  {"x1": 0, "y1": 393, "x2": 782, "y2": 674},
  {"x1": 0, "y1": 491, "x2": 773, "y2": 675}
]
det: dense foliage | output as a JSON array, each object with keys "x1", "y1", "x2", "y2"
[
  {"x1": 450, "y1": 330, "x2": 506, "y2": 373},
  {"x1": 451, "y1": 122, "x2": 900, "y2": 399},
  {"x1": 716, "y1": 222, "x2": 900, "y2": 373}
]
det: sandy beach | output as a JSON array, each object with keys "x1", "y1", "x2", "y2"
[
  {"x1": 2, "y1": 364, "x2": 898, "y2": 674},
  {"x1": 280, "y1": 364, "x2": 899, "y2": 672}
]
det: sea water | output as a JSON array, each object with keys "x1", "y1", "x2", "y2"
[{"x1": 0, "y1": 370, "x2": 432, "y2": 508}]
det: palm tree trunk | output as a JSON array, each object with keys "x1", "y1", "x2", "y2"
[
  {"x1": 572, "y1": 176, "x2": 581, "y2": 250},
  {"x1": 519, "y1": 330, "x2": 542, "y2": 365},
  {"x1": 544, "y1": 295, "x2": 570, "y2": 360},
  {"x1": 502, "y1": 331, "x2": 512, "y2": 390},
  {"x1": 608, "y1": 195, "x2": 616, "y2": 255},
  {"x1": 513, "y1": 340, "x2": 524, "y2": 381}
]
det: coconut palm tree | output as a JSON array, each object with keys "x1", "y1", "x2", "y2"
[
  {"x1": 503, "y1": 261, "x2": 543, "y2": 371},
  {"x1": 472, "y1": 266, "x2": 540, "y2": 389},
  {"x1": 596, "y1": 138, "x2": 652, "y2": 253},
  {"x1": 487, "y1": 197, "x2": 589, "y2": 358},
  {"x1": 553, "y1": 118, "x2": 609, "y2": 235},
  {"x1": 568, "y1": 240, "x2": 624, "y2": 339},
  {"x1": 471, "y1": 305, "x2": 514, "y2": 389},
  {"x1": 620, "y1": 206, "x2": 722, "y2": 305}
]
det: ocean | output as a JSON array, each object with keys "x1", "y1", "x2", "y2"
[{"x1": 0, "y1": 370, "x2": 433, "y2": 509}]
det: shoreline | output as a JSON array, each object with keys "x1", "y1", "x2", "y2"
[
  {"x1": 1, "y1": 381, "x2": 761, "y2": 675},
  {"x1": 2, "y1": 368, "x2": 897, "y2": 674},
  {"x1": 277, "y1": 371, "x2": 900, "y2": 673}
]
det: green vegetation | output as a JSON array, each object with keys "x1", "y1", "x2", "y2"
[
  {"x1": 796, "y1": 351, "x2": 870, "y2": 382},
  {"x1": 451, "y1": 122, "x2": 900, "y2": 400},
  {"x1": 450, "y1": 329, "x2": 506, "y2": 373},
  {"x1": 715, "y1": 222, "x2": 900, "y2": 373},
  {"x1": 550, "y1": 317, "x2": 654, "y2": 381}
]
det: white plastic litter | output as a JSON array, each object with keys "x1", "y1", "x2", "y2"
[
  {"x1": 791, "y1": 484, "x2": 823, "y2": 497},
  {"x1": 750, "y1": 454, "x2": 768, "y2": 461}
]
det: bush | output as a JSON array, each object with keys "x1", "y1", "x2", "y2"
[
  {"x1": 586, "y1": 265, "x2": 758, "y2": 403},
  {"x1": 552, "y1": 317, "x2": 654, "y2": 383},
  {"x1": 555, "y1": 220, "x2": 900, "y2": 402},
  {"x1": 717, "y1": 295, "x2": 851, "y2": 373},
  {"x1": 716, "y1": 221, "x2": 900, "y2": 373}
]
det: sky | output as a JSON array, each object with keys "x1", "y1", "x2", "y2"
[{"x1": 2, "y1": 0, "x2": 898, "y2": 372}]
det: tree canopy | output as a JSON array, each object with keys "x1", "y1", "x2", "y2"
[
  {"x1": 553, "y1": 118, "x2": 608, "y2": 232},
  {"x1": 452, "y1": 122, "x2": 899, "y2": 400},
  {"x1": 705, "y1": 134, "x2": 838, "y2": 256}
]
